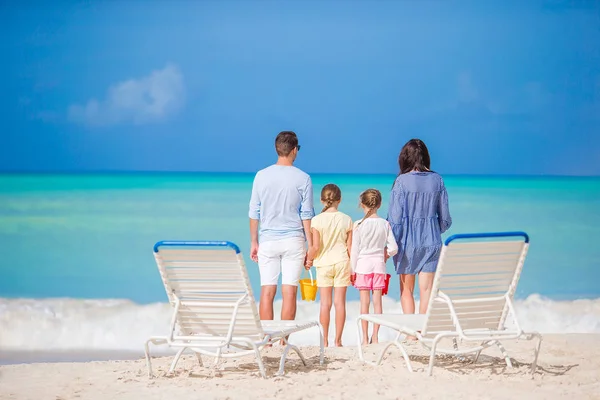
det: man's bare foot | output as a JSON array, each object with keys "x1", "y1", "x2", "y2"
[
  {"x1": 370, "y1": 337, "x2": 379, "y2": 345},
  {"x1": 335, "y1": 341, "x2": 343, "y2": 347},
  {"x1": 323, "y1": 340, "x2": 329, "y2": 348}
]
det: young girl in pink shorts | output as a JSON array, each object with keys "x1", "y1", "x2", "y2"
[{"x1": 351, "y1": 189, "x2": 398, "y2": 345}]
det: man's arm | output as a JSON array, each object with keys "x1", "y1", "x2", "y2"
[
  {"x1": 305, "y1": 225, "x2": 318, "y2": 268},
  {"x1": 303, "y1": 219, "x2": 313, "y2": 248},
  {"x1": 249, "y1": 174, "x2": 261, "y2": 262},
  {"x1": 249, "y1": 219, "x2": 259, "y2": 262},
  {"x1": 300, "y1": 175, "x2": 315, "y2": 250}
]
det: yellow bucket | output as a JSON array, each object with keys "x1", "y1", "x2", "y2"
[{"x1": 299, "y1": 269, "x2": 318, "y2": 301}]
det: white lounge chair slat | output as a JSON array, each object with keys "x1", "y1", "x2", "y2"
[
  {"x1": 167, "y1": 289, "x2": 252, "y2": 295},
  {"x1": 165, "y1": 263, "x2": 239, "y2": 272},
  {"x1": 169, "y1": 282, "x2": 248, "y2": 291},
  {"x1": 178, "y1": 314, "x2": 258, "y2": 322},
  {"x1": 157, "y1": 249, "x2": 238, "y2": 257},
  {"x1": 158, "y1": 255, "x2": 241, "y2": 262},
  {"x1": 438, "y1": 286, "x2": 510, "y2": 295},
  {"x1": 162, "y1": 262, "x2": 241, "y2": 268},
  {"x1": 178, "y1": 322, "x2": 262, "y2": 332},
  {"x1": 146, "y1": 241, "x2": 324, "y2": 379},
  {"x1": 356, "y1": 232, "x2": 541, "y2": 376},
  {"x1": 438, "y1": 263, "x2": 519, "y2": 274},
  {"x1": 166, "y1": 278, "x2": 245, "y2": 284},
  {"x1": 165, "y1": 274, "x2": 244, "y2": 280},
  {"x1": 445, "y1": 241, "x2": 524, "y2": 251},
  {"x1": 165, "y1": 293, "x2": 248, "y2": 301},
  {"x1": 178, "y1": 319, "x2": 259, "y2": 328},
  {"x1": 443, "y1": 254, "x2": 521, "y2": 264},
  {"x1": 441, "y1": 273, "x2": 514, "y2": 284},
  {"x1": 430, "y1": 307, "x2": 503, "y2": 317}
]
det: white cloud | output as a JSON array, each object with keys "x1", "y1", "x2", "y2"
[{"x1": 68, "y1": 64, "x2": 185, "y2": 127}]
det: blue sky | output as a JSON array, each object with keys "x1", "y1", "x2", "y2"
[{"x1": 1, "y1": 1, "x2": 599, "y2": 175}]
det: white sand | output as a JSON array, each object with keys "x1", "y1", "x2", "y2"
[{"x1": 2, "y1": 334, "x2": 599, "y2": 400}]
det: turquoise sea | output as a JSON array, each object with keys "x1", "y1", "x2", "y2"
[{"x1": 1, "y1": 173, "x2": 599, "y2": 358}]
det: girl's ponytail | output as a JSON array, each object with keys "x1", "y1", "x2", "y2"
[{"x1": 321, "y1": 184, "x2": 342, "y2": 213}]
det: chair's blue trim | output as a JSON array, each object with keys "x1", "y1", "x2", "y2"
[
  {"x1": 153, "y1": 241, "x2": 241, "y2": 254},
  {"x1": 444, "y1": 231, "x2": 529, "y2": 246}
]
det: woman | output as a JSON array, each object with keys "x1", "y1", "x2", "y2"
[{"x1": 387, "y1": 139, "x2": 452, "y2": 316}]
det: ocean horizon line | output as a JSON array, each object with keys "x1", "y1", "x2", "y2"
[{"x1": 1, "y1": 170, "x2": 599, "y2": 180}]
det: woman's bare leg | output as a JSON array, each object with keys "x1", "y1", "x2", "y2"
[
  {"x1": 333, "y1": 286, "x2": 347, "y2": 347},
  {"x1": 371, "y1": 289, "x2": 383, "y2": 344},
  {"x1": 400, "y1": 274, "x2": 416, "y2": 314},
  {"x1": 319, "y1": 287, "x2": 333, "y2": 347},
  {"x1": 418, "y1": 272, "x2": 435, "y2": 314},
  {"x1": 359, "y1": 290, "x2": 371, "y2": 345}
]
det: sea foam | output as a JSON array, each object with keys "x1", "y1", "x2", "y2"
[{"x1": 1, "y1": 295, "x2": 599, "y2": 355}]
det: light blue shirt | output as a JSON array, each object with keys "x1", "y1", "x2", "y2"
[{"x1": 249, "y1": 165, "x2": 315, "y2": 243}]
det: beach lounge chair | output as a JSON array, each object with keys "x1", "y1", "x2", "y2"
[
  {"x1": 356, "y1": 231, "x2": 542, "y2": 376},
  {"x1": 145, "y1": 240, "x2": 324, "y2": 378}
]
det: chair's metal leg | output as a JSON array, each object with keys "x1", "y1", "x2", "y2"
[
  {"x1": 169, "y1": 347, "x2": 187, "y2": 374},
  {"x1": 452, "y1": 338, "x2": 466, "y2": 361},
  {"x1": 494, "y1": 341, "x2": 513, "y2": 369},
  {"x1": 317, "y1": 323, "x2": 325, "y2": 365},
  {"x1": 252, "y1": 343, "x2": 267, "y2": 378},
  {"x1": 473, "y1": 345, "x2": 483, "y2": 364},
  {"x1": 356, "y1": 317, "x2": 366, "y2": 363},
  {"x1": 375, "y1": 342, "x2": 395, "y2": 366},
  {"x1": 531, "y1": 333, "x2": 543, "y2": 375},
  {"x1": 195, "y1": 352, "x2": 204, "y2": 367},
  {"x1": 427, "y1": 336, "x2": 443, "y2": 376},
  {"x1": 145, "y1": 337, "x2": 169, "y2": 378},
  {"x1": 144, "y1": 339, "x2": 153, "y2": 378},
  {"x1": 288, "y1": 344, "x2": 307, "y2": 366},
  {"x1": 393, "y1": 334, "x2": 414, "y2": 372},
  {"x1": 213, "y1": 347, "x2": 222, "y2": 367},
  {"x1": 277, "y1": 342, "x2": 292, "y2": 376}
]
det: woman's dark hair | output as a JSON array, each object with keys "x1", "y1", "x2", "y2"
[{"x1": 398, "y1": 138, "x2": 431, "y2": 174}]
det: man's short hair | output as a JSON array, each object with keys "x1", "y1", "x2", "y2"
[{"x1": 275, "y1": 131, "x2": 298, "y2": 157}]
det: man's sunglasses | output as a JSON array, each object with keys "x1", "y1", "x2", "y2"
[{"x1": 297, "y1": 145, "x2": 301, "y2": 151}]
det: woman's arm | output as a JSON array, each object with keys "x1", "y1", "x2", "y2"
[
  {"x1": 438, "y1": 178, "x2": 452, "y2": 233},
  {"x1": 385, "y1": 221, "x2": 399, "y2": 258},
  {"x1": 387, "y1": 183, "x2": 404, "y2": 246}
]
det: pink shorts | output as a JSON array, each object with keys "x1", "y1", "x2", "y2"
[{"x1": 353, "y1": 273, "x2": 386, "y2": 291}]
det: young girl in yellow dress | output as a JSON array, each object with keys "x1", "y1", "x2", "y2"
[{"x1": 306, "y1": 184, "x2": 353, "y2": 347}]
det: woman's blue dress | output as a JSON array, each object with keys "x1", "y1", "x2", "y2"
[{"x1": 387, "y1": 171, "x2": 452, "y2": 275}]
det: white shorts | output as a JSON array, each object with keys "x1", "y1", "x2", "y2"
[{"x1": 258, "y1": 237, "x2": 306, "y2": 286}]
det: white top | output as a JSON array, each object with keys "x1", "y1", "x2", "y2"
[{"x1": 350, "y1": 216, "x2": 399, "y2": 274}]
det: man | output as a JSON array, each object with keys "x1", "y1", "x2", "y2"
[{"x1": 249, "y1": 131, "x2": 314, "y2": 321}]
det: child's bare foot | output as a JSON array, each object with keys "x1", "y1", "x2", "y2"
[
  {"x1": 370, "y1": 337, "x2": 379, "y2": 345},
  {"x1": 335, "y1": 341, "x2": 343, "y2": 347},
  {"x1": 361, "y1": 340, "x2": 368, "y2": 346}
]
